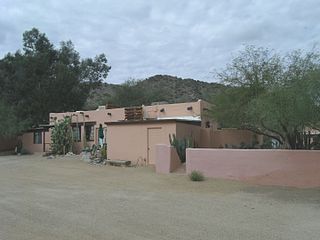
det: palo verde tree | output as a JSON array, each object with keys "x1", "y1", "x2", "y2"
[
  {"x1": 0, "y1": 28, "x2": 111, "y2": 130},
  {"x1": 210, "y1": 46, "x2": 320, "y2": 149}
]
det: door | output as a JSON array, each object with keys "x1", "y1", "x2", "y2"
[
  {"x1": 95, "y1": 127, "x2": 107, "y2": 145},
  {"x1": 147, "y1": 127, "x2": 162, "y2": 164}
]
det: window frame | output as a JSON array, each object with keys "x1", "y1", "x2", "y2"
[
  {"x1": 33, "y1": 131, "x2": 43, "y2": 144},
  {"x1": 85, "y1": 124, "x2": 95, "y2": 142},
  {"x1": 72, "y1": 125, "x2": 82, "y2": 142}
]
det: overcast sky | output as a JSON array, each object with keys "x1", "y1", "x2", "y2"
[{"x1": 0, "y1": 0, "x2": 319, "y2": 83}]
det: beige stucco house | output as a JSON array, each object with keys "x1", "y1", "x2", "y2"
[{"x1": 20, "y1": 100, "x2": 260, "y2": 164}]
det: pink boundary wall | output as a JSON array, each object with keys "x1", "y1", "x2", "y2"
[
  {"x1": 155, "y1": 144, "x2": 181, "y2": 174},
  {"x1": 186, "y1": 148, "x2": 320, "y2": 188}
]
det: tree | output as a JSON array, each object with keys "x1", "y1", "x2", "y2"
[
  {"x1": 109, "y1": 79, "x2": 163, "y2": 107},
  {"x1": 0, "y1": 99, "x2": 28, "y2": 137},
  {"x1": 210, "y1": 46, "x2": 320, "y2": 149},
  {"x1": 0, "y1": 28, "x2": 111, "y2": 129}
]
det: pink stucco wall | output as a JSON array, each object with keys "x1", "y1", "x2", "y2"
[
  {"x1": 186, "y1": 148, "x2": 320, "y2": 188},
  {"x1": 155, "y1": 144, "x2": 181, "y2": 174},
  {"x1": 107, "y1": 122, "x2": 177, "y2": 164},
  {"x1": 22, "y1": 132, "x2": 43, "y2": 153},
  {"x1": 144, "y1": 101, "x2": 202, "y2": 120}
]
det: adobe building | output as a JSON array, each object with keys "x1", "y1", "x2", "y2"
[{"x1": 21, "y1": 100, "x2": 260, "y2": 164}]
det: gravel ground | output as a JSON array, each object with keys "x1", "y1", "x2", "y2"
[{"x1": 0, "y1": 154, "x2": 320, "y2": 240}]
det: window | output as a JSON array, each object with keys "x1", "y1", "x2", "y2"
[
  {"x1": 72, "y1": 126, "x2": 81, "y2": 142},
  {"x1": 33, "y1": 131, "x2": 42, "y2": 144},
  {"x1": 85, "y1": 125, "x2": 94, "y2": 142}
]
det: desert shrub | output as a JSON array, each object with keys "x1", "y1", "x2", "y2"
[{"x1": 189, "y1": 171, "x2": 204, "y2": 181}]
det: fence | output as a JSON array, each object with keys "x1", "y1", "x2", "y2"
[{"x1": 155, "y1": 145, "x2": 320, "y2": 187}]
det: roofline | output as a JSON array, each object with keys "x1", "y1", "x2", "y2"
[
  {"x1": 105, "y1": 119, "x2": 201, "y2": 126},
  {"x1": 50, "y1": 100, "x2": 206, "y2": 115}
]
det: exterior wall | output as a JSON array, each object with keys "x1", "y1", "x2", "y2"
[
  {"x1": 198, "y1": 128, "x2": 263, "y2": 148},
  {"x1": 107, "y1": 122, "x2": 176, "y2": 164},
  {"x1": 50, "y1": 108, "x2": 112, "y2": 153},
  {"x1": 212, "y1": 129, "x2": 262, "y2": 148},
  {"x1": 144, "y1": 101, "x2": 202, "y2": 119},
  {"x1": 186, "y1": 149, "x2": 320, "y2": 187},
  {"x1": 0, "y1": 136, "x2": 17, "y2": 152},
  {"x1": 22, "y1": 132, "x2": 43, "y2": 153},
  {"x1": 48, "y1": 101, "x2": 206, "y2": 154},
  {"x1": 50, "y1": 101, "x2": 205, "y2": 125},
  {"x1": 199, "y1": 128, "x2": 214, "y2": 148},
  {"x1": 155, "y1": 144, "x2": 181, "y2": 174},
  {"x1": 44, "y1": 130, "x2": 52, "y2": 152},
  {"x1": 50, "y1": 108, "x2": 125, "y2": 125},
  {"x1": 176, "y1": 123, "x2": 201, "y2": 146}
]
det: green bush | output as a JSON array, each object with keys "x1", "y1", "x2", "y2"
[{"x1": 189, "y1": 171, "x2": 204, "y2": 181}]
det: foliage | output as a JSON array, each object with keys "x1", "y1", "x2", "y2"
[
  {"x1": 108, "y1": 79, "x2": 158, "y2": 107},
  {"x1": 0, "y1": 28, "x2": 111, "y2": 129},
  {"x1": 84, "y1": 75, "x2": 224, "y2": 109},
  {"x1": 238, "y1": 140, "x2": 260, "y2": 149},
  {"x1": 189, "y1": 171, "x2": 204, "y2": 181},
  {"x1": 311, "y1": 135, "x2": 320, "y2": 149},
  {"x1": 169, "y1": 134, "x2": 195, "y2": 163},
  {"x1": 210, "y1": 46, "x2": 320, "y2": 149},
  {"x1": 0, "y1": 99, "x2": 28, "y2": 137},
  {"x1": 51, "y1": 117, "x2": 73, "y2": 155},
  {"x1": 100, "y1": 144, "x2": 107, "y2": 159}
]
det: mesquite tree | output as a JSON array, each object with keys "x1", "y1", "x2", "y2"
[{"x1": 210, "y1": 46, "x2": 320, "y2": 149}]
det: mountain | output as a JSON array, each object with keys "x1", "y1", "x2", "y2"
[{"x1": 84, "y1": 75, "x2": 224, "y2": 109}]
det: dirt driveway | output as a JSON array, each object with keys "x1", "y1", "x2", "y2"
[{"x1": 0, "y1": 155, "x2": 320, "y2": 240}]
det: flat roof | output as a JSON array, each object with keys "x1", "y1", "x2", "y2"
[{"x1": 105, "y1": 118, "x2": 201, "y2": 126}]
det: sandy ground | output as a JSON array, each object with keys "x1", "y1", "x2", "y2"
[{"x1": 0, "y1": 155, "x2": 320, "y2": 240}]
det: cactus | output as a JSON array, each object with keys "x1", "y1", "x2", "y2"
[{"x1": 169, "y1": 134, "x2": 195, "y2": 163}]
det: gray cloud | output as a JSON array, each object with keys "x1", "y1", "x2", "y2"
[{"x1": 0, "y1": 0, "x2": 319, "y2": 83}]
